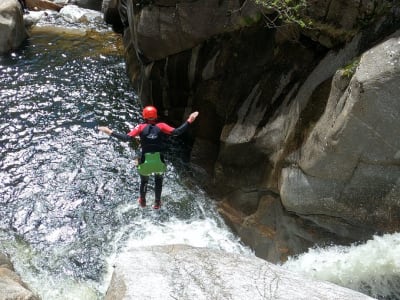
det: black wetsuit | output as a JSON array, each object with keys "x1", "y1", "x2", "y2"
[{"x1": 110, "y1": 120, "x2": 190, "y2": 202}]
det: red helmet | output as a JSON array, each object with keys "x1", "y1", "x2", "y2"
[{"x1": 142, "y1": 106, "x2": 158, "y2": 119}]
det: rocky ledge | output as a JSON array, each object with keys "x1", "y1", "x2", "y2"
[{"x1": 105, "y1": 244, "x2": 374, "y2": 300}]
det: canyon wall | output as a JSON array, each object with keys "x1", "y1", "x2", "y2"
[{"x1": 103, "y1": 0, "x2": 400, "y2": 261}]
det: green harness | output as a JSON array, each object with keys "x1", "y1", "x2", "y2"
[{"x1": 137, "y1": 152, "x2": 166, "y2": 176}]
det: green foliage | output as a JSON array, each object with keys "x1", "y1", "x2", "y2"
[
  {"x1": 254, "y1": 0, "x2": 309, "y2": 28},
  {"x1": 342, "y1": 58, "x2": 360, "y2": 78}
]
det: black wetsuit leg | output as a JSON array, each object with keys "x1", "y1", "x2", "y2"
[
  {"x1": 139, "y1": 153, "x2": 148, "y2": 199},
  {"x1": 154, "y1": 174, "x2": 163, "y2": 201},
  {"x1": 140, "y1": 175, "x2": 149, "y2": 200}
]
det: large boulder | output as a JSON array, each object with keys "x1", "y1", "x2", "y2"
[
  {"x1": 280, "y1": 30, "x2": 400, "y2": 236},
  {"x1": 105, "y1": 244, "x2": 374, "y2": 300},
  {"x1": 0, "y1": 0, "x2": 28, "y2": 54}
]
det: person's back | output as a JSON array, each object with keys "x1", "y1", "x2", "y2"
[{"x1": 98, "y1": 106, "x2": 199, "y2": 209}]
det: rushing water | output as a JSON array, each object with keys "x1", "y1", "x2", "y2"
[
  {"x1": 0, "y1": 16, "x2": 248, "y2": 299},
  {"x1": 283, "y1": 232, "x2": 400, "y2": 300}
]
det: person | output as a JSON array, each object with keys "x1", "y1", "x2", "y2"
[{"x1": 98, "y1": 106, "x2": 199, "y2": 209}]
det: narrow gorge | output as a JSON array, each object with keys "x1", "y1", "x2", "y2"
[
  {"x1": 103, "y1": 0, "x2": 400, "y2": 260},
  {"x1": 1, "y1": 0, "x2": 399, "y2": 299}
]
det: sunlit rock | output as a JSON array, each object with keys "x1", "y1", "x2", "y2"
[
  {"x1": 23, "y1": 10, "x2": 52, "y2": 27},
  {"x1": 281, "y1": 30, "x2": 400, "y2": 236},
  {"x1": 0, "y1": 0, "x2": 28, "y2": 54},
  {"x1": 105, "y1": 245, "x2": 374, "y2": 300},
  {"x1": 59, "y1": 4, "x2": 103, "y2": 23},
  {"x1": 25, "y1": 0, "x2": 62, "y2": 11},
  {"x1": 24, "y1": 4, "x2": 106, "y2": 34},
  {"x1": 0, "y1": 252, "x2": 39, "y2": 300}
]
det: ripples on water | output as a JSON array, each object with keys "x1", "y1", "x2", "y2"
[
  {"x1": 0, "y1": 29, "x2": 140, "y2": 296},
  {"x1": 0, "y1": 28, "x2": 246, "y2": 299}
]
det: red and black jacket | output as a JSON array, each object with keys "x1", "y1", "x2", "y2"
[{"x1": 111, "y1": 121, "x2": 190, "y2": 154}]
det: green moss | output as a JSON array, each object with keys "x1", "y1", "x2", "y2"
[
  {"x1": 342, "y1": 58, "x2": 360, "y2": 78},
  {"x1": 255, "y1": 0, "x2": 309, "y2": 27}
]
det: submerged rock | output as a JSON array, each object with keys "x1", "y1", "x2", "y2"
[{"x1": 105, "y1": 244, "x2": 374, "y2": 300}]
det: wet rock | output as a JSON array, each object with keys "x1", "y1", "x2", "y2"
[
  {"x1": 102, "y1": 0, "x2": 122, "y2": 31},
  {"x1": 23, "y1": 10, "x2": 49, "y2": 27},
  {"x1": 0, "y1": 253, "x2": 14, "y2": 271},
  {"x1": 69, "y1": 0, "x2": 102, "y2": 11},
  {"x1": 25, "y1": 0, "x2": 63, "y2": 11},
  {"x1": 59, "y1": 4, "x2": 103, "y2": 23},
  {"x1": 105, "y1": 244, "x2": 374, "y2": 300},
  {"x1": 0, "y1": 0, "x2": 28, "y2": 54},
  {"x1": 0, "y1": 253, "x2": 39, "y2": 300}
]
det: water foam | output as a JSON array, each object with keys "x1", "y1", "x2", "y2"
[{"x1": 282, "y1": 232, "x2": 400, "y2": 299}]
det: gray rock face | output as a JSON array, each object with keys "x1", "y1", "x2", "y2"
[
  {"x1": 0, "y1": 0, "x2": 28, "y2": 54},
  {"x1": 109, "y1": 0, "x2": 400, "y2": 260},
  {"x1": 122, "y1": 0, "x2": 262, "y2": 61},
  {"x1": 280, "y1": 30, "x2": 400, "y2": 236},
  {"x1": 105, "y1": 245, "x2": 374, "y2": 300}
]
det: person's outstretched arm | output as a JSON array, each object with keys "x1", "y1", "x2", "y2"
[
  {"x1": 158, "y1": 111, "x2": 199, "y2": 136},
  {"x1": 173, "y1": 111, "x2": 199, "y2": 136},
  {"x1": 98, "y1": 126, "x2": 134, "y2": 142}
]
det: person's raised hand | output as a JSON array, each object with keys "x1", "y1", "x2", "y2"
[{"x1": 188, "y1": 111, "x2": 199, "y2": 123}]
